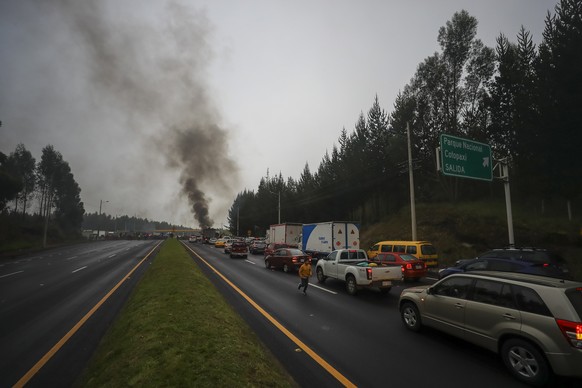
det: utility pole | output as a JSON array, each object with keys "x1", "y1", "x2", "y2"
[
  {"x1": 277, "y1": 191, "x2": 281, "y2": 224},
  {"x1": 407, "y1": 122, "x2": 417, "y2": 240},
  {"x1": 96, "y1": 199, "x2": 108, "y2": 239}
]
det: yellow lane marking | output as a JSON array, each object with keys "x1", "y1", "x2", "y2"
[
  {"x1": 14, "y1": 241, "x2": 162, "y2": 388},
  {"x1": 183, "y1": 243, "x2": 357, "y2": 388}
]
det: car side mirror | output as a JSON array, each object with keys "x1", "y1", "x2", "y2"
[{"x1": 426, "y1": 287, "x2": 433, "y2": 295}]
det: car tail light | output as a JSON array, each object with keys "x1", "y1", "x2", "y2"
[
  {"x1": 556, "y1": 319, "x2": 582, "y2": 348},
  {"x1": 366, "y1": 267, "x2": 372, "y2": 280},
  {"x1": 405, "y1": 263, "x2": 413, "y2": 270},
  {"x1": 400, "y1": 266, "x2": 405, "y2": 273},
  {"x1": 292, "y1": 256, "x2": 298, "y2": 263}
]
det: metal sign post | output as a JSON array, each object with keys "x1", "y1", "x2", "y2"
[{"x1": 494, "y1": 158, "x2": 515, "y2": 247}]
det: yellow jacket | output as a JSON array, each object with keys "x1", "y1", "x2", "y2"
[{"x1": 298, "y1": 262, "x2": 312, "y2": 278}]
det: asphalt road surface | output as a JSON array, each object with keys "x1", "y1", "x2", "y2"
[
  {"x1": 2, "y1": 240, "x2": 579, "y2": 387},
  {"x1": 184, "y1": 242, "x2": 581, "y2": 388},
  {"x1": 0, "y1": 240, "x2": 160, "y2": 387}
]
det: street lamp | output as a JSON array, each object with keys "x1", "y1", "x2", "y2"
[
  {"x1": 269, "y1": 190, "x2": 281, "y2": 224},
  {"x1": 96, "y1": 199, "x2": 108, "y2": 239}
]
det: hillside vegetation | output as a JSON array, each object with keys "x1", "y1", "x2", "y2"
[{"x1": 361, "y1": 200, "x2": 582, "y2": 279}]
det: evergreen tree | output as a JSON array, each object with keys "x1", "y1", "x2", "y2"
[
  {"x1": 5, "y1": 143, "x2": 36, "y2": 215},
  {"x1": 536, "y1": 0, "x2": 582, "y2": 204}
]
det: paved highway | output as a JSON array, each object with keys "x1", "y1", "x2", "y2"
[
  {"x1": 2, "y1": 240, "x2": 578, "y2": 387},
  {"x1": 0, "y1": 240, "x2": 160, "y2": 387},
  {"x1": 184, "y1": 242, "x2": 579, "y2": 388}
]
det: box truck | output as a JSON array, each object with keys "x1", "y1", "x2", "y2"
[
  {"x1": 299, "y1": 221, "x2": 360, "y2": 260},
  {"x1": 266, "y1": 223, "x2": 302, "y2": 245}
]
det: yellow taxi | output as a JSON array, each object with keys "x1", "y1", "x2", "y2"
[{"x1": 214, "y1": 238, "x2": 226, "y2": 248}]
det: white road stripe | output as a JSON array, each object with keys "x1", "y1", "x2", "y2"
[
  {"x1": 309, "y1": 284, "x2": 337, "y2": 294},
  {"x1": 0, "y1": 270, "x2": 24, "y2": 279},
  {"x1": 244, "y1": 260, "x2": 255, "y2": 265},
  {"x1": 72, "y1": 266, "x2": 87, "y2": 273},
  {"x1": 66, "y1": 256, "x2": 78, "y2": 261}
]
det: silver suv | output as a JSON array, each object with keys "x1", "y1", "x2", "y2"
[{"x1": 399, "y1": 271, "x2": 582, "y2": 386}]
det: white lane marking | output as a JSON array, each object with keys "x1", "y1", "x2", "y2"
[
  {"x1": 66, "y1": 256, "x2": 78, "y2": 261},
  {"x1": 72, "y1": 266, "x2": 87, "y2": 273},
  {"x1": 309, "y1": 284, "x2": 337, "y2": 294},
  {"x1": 0, "y1": 270, "x2": 24, "y2": 279},
  {"x1": 108, "y1": 254, "x2": 116, "y2": 258},
  {"x1": 244, "y1": 259, "x2": 256, "y2": 265}
]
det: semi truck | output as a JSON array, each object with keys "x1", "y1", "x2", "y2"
[
  {"x1": 299, "y1": 221, "x2": 360, "y2": 260},
  {"x1": 201, "y1": 228, "x2": 217, "y2": 244}
]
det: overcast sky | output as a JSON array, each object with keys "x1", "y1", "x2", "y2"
[{"x1": 0, "y1": 0, "x2": 558, "y2": 229}]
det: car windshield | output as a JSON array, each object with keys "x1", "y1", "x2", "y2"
[
  {"x1": 287, "y1": 249, "x2": 304, "y2": 256},
  {"x1": 400, "y1": 254, "x2": 418, "y2": 261}
]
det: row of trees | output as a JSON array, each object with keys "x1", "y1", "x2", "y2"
[
  {"x1": 1, "y1": 144, "x2": 85, "y2": 238},
  {"x1": 0, "y1": 143, "x2": 191, "y2": 243},
  {"x1": 227, "y1": 1, "x2": 581, "y2": 236},
  {"x1": 82, "y1": 212, "x2": 190, "y2": 235}
]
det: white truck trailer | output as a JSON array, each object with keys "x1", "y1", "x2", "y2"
[
  {"x1": 266, "y1": 223, "x2": 302, "y2": 245},
  {"x1": 299, "y1": 221, "x2": 360, "y2": 260}
]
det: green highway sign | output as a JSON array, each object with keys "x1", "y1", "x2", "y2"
[{"x1": 440, "y1": 134, "x2": 492, "y2": 181}]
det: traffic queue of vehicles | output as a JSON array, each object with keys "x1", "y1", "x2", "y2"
[{"x1": 186, "y1": 223, "x2": 580, "y2": 386}]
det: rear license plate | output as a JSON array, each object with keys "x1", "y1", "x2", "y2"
[
  {"x1": 415, "y1": 265, "x2": 422, "y2": 269},
  {"x1": 382, "y1": 281, "x2": 389, "y2": 286}
]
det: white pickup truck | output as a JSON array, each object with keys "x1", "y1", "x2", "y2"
[{"x1": 315, "y1": 249, "x2": 402, "y2": 295}]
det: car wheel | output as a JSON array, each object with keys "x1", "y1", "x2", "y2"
[
  {"x1": 316, "y1": 267, "x2": 326, "y2": 283},
  {"x1": 346, "y1": 275, "x2": 357, "y2": 295},
  {"x1": 283, "y1": 264, "x2": 290, "y2": 273},
  {"x1": 501, "y1": 339, "x2": 551, "y2": 387},
  {"x1": 265, "y1": 260, "x2": 271, "y2": 269},
  {"x1": 400, "y1": 302, "x2": 422, "y2": 332}
]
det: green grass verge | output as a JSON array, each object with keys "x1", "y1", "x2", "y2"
[{"x1": 77, "y1": 238, "x2": 296, "y2": 387}]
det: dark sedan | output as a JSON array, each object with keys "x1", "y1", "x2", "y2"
[
  {"x1": 265, "y1": 248, "x2": 311, "y2": 273},
  {"x1": 438, "y1": 256, "x2": 572, "y2": 280}
]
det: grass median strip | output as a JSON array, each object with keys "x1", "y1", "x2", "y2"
[{"x1": 78, "y1": 238, "x2": 296, "y2": 387}]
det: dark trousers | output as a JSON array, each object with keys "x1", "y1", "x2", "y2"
[{"x1": 300, "y1": 277, "x2": 309, "y2": 292}]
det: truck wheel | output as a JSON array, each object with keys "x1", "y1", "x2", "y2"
[
  {"x1": 346, "y1": 275, "x2": 357, "y2": 295},
  {"x1": 316, "y1": 267, "x2": 326, "y2": 283},
  {"x1": 501, "y1": 338, "x2": 551, "y2": 387},
  {"x1": 265, "y1": 260, "x2": 271, "y2": 269},
  {"x1": 400, "y1": 302, "x2": 422, "y2": 332},
  {"x1": 283, "y1": 264, "x2": 291, "y2": 273}
]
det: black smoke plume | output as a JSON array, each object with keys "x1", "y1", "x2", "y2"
[{"x1": 56, "y1": 1, "x2": 239, "y2": 227}]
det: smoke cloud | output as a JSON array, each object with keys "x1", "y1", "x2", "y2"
[{"x1": 39, "y1": 1, "x2": 239, "y2": 227}]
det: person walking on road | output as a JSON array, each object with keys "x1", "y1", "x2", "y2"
[{"x1": 298, "y1": 258, "x2": 312, "y2": 294}]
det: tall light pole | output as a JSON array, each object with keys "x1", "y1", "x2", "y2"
[
  {"x1": 236, "y1": 206, "x2": 240, "y2": 237},
  {"x1": 407, "y1": 122, "x2": 417, "y2": 241},
  {"x1": 269, "y1": 190, "x2": 281, "y2": 224},
  {"x1": 96, "y1": 199, "x2": 108, "y2": 239}
]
